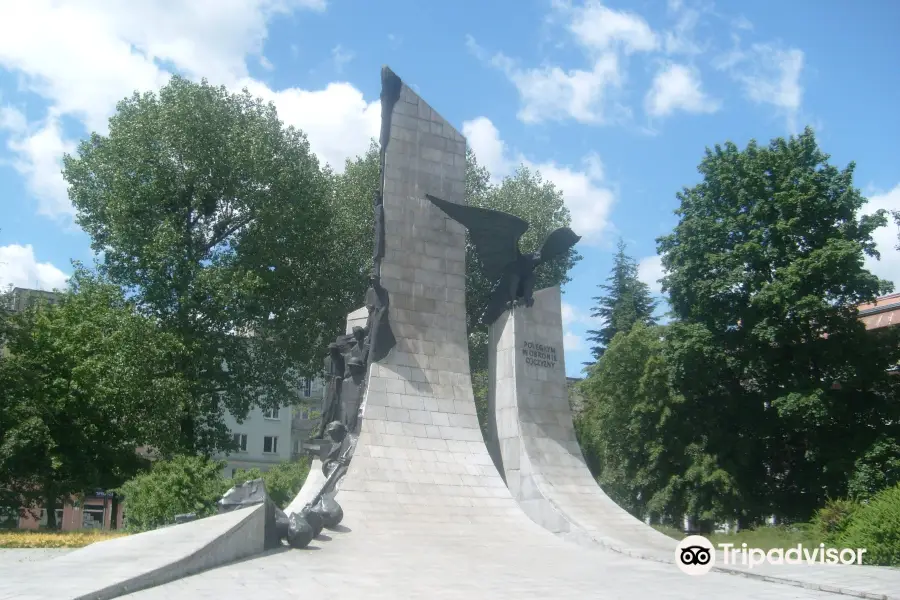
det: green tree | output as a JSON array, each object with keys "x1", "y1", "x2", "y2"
[
  {"x1": 657, "y1": 127, "x2": 900, "y2": 522},
  {"x1": 586, "y1": 239, "x2": 657, "y2": 362},
  {"x1": 0, "y1": 271, "x2": 189, "y2": 528},
  {"x1": 329, "y1": 141, "x2": 381, "y2": 310},
  {"x1": 63, "y1": 76, "x2": 347, "y2": 454},
  {"x1": 577, "y1": 324, "x2": 722, "y2": 526},
  {"x1": 116, "y1": 455, "x2": 230, "y2": 531}
]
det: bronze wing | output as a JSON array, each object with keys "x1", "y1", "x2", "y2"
[
  {"x1": 425, "y1": 194, "x2": 529, "y2": 281},
  {"x1": 539, "y1": 227, "x2": 581, "y2": 263}
]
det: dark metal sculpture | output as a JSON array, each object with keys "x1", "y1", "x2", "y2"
[
  {"x1": 317, "y1": 343, "x2": 345, "y2": 438},
  {"x1": 217, "y1": 478, "x2": 289, "y2": 549},
  {"x1": 425, "y1": 193, "x2": 581, "y2": 325},
  {"x1": 283, "y1": 66, "x2": 406, "y2": 548}
]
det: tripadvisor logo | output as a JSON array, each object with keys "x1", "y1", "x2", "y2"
[
  {"x1": 676, "y1": 535, "x2": 716, "y2": 575},
  {"x1": 675, "y1": 535, "x2": 867, "y2": 575}
]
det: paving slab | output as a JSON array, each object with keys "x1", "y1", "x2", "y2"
[
  {"x1": 121, "y1": 523, "x2": 846, "y2": 600},
  {"x1": 0, "y1": 504, "x2": 267, "y2": 600},
  {"x1": 0, "y1": 548, "x2": 74, "y2": 568}
]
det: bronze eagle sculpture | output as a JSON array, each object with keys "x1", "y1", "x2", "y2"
[{"x1": 425, "y1": 194, "x2": 581, "y2": 326}]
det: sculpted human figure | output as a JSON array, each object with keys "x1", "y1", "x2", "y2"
[
  {"x1": 364, "y1": 275, "x2": 396, "y2": 366},
  {"x1": 351, "y1": 325, "x2": 369, "y2": 365},
  {"x1": 318, "y1": 343, "x2": 345, "y2": 438}
]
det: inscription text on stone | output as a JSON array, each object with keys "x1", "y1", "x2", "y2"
[{"x1": 522, "y1": 341, "x2": 557, "y2": 369}]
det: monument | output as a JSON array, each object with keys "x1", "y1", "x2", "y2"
[{"x1": 7, "y1": 64, "x2": 900, "y2": 600}]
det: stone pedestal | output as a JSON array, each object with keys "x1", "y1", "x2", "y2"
[{"x1": 488, "y1": 286, "x2": 678, "y2": 555}]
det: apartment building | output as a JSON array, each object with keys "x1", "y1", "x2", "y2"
[
  {"x1": 7, "y1": 286, "x2": 60, "y2": 313},
  {"x1": 215, "y1": 376, "x2": 324, "y2": 479}
]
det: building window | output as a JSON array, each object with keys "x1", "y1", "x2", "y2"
[
  {"x1": 303, "y1": 378, "x2": 312, "y2": 397},
  {"x1": 232, "y1": 433, "x2": 247, "y2": 452},
  {"x1": 263, "y1": 406, "x2": 280, "y2": 420},
  {"x1": 82, "y1": 504, "x2": 105, "y2": 529},
  {"x1": 38, "y1": 508, "x2": 64, "y2": 529},
  {"x1": 263, "y1": 436, "x2": 279, "y2": 454}
]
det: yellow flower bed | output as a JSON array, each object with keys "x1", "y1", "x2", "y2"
[{"x1": 0, "y1": 529, "x2": 128, "y2": 548}]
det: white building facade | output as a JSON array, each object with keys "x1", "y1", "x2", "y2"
[{"x1": 216, "y1": 376, "x2": 325, "y2": 479}]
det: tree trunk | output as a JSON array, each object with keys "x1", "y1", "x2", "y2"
[
  {"x1": 43, "y1": 485, "x2": 58, "y2": 530},
  {"x1": 110, "y1": 493, "x2": 119, "y2": 530}
]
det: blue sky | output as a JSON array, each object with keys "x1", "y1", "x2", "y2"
[{"x1": 1, "y1": 0, "x2": 899, "y2": 376}]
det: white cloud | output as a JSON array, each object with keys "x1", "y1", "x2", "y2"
[
  {"x1": 0, "y1": 106, "x2": 27, "y2": 132},
  {"x1": 562, "y1": 301, "x2": 602, "y2": 327},
  {"x1": 562, "y1": 301, "x2": 577, "y2": 325},
  {"x1": 0, "y1": 0, "x2": 375, "y2": 220},
  {"x1": 466, "y1": 35, "x2": 624, "y2": 125},
  {"x1": 462, "y1": 116, "x2": 508, "y2": 179},
  {"x1": 462, "y1": 116, "x2": 615, "y2": 240},
  {"x1": 638, "y1": 254, "x2": 665, "y2": 294},
  {"x1": 508, "y1": 55, "x2": 623, "y2": 125},
  {"x1": 563, "y1": 331, "x2": 583, "y2": 351},
  {"x1": 239, "y1": 79, "x2": 379, "y2": 170},
  {"x1": 663, "y1": 6, "x2": 704, "y2": 56},
  {"x1": 645, "y1": 63, "x2": 720, "y2": 118},
  {"x1": 331, "y1": 44, "x2": 353, "y2": 73},
  {"x1": 2, "y1": 117, "x2": 76, "y2": 217},
  {"x1": 733, "y1": 15, "x2": 754, "y2": 31},
  {"x1": 469, "y1": 0, "x2": 664, "y2": 127},
  {"x1": 0, "y1": 244, "x2": 69, "y2": 291},
  {"x1": 863, "y1": 184, "x2": 900, "y2": 289},
  {"x1": 715, "y1": 42, "x2": 804, "y2": 132},
  {"x1": 567, "y1": 0, "x2": 659, "y2": 54}
]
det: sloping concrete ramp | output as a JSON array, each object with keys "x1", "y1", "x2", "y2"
[
  {"x1": 487, "y1": 286, "x2": 676, "y2": 560},
  {"x1": 118, "y1": 70, "x2": 875, "y2": 600},
  {"x1": 0, "y1": 504, "x2": 267, "y2": 600}
]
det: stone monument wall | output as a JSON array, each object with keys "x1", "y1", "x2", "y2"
[
  {"x1": 488, "y1": 286, "x2": 675, "y2": 555},
  {"x1": 335, "y1": 78, "x2": 523, "y2": 534}
]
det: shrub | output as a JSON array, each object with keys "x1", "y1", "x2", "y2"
[
  {"x1": 837, "y1": 483, "x2": 900, "y2": 566},
  {"x1": 232, "y1": 458, "x2": 310, "y2": 509},
  {"x1": 116, "y1": 455, "x2": 230, "y2": 531},
  {"x1": 813, "y1": 498, "x2": 862, "y2": 543},
  {"x1": 847, "y1": 435, "x2": 900, "y2": 501}
]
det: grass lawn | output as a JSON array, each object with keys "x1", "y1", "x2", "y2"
[
  {"x1": 0, "y1": 529, "x2": 128, "y2": 548},
  {"x1": 653, "y1": 523, "x2": 825, "y2": 550}
]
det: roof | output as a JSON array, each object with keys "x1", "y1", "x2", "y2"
[{"x1": 857, "y1": 293, "x2": 900, "y2": 331}]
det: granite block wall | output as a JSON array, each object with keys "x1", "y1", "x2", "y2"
[
  {"x1": 488, "y1": 286, "x2": 676, "y2": 555},
  {"x1": 335, "y1": 80, "x2": 525, "y2": 534}
]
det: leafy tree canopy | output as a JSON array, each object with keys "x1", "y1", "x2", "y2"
[
  {"x1": 63, "y1": 76, "x2": 349, "y2": 453},
  {"x1": 0, "y1": 270, "x2": 188, "y2": 527},
  {"x1": 657, "y1": 127, "x2": 900, "y2": 521},
  {"x1": 115, "y1": 455, "x2": 230, "y2": 531}
]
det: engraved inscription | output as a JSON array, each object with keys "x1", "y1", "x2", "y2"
[{"x1": 522, "y1": 340, "x2": 557, "y2": 369}]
